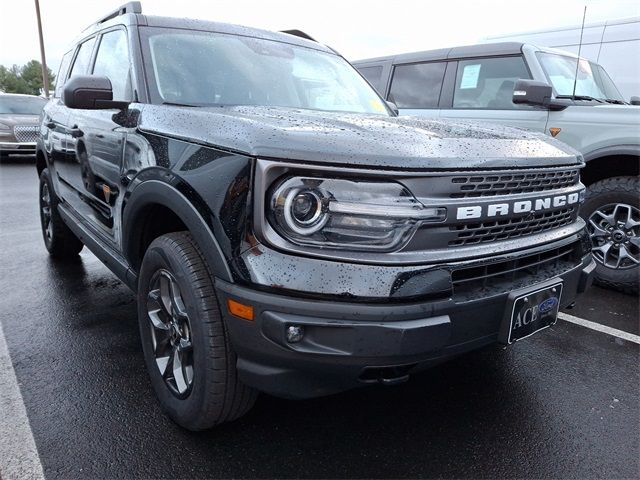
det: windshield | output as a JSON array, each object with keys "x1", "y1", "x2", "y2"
[
  {"x1": 141, "y1": 28, "x2": 389, "y2": 115},
  {"x1": 0, "y1": 96, "x2": 47, "y2": 115},
  {"x1": 536, "y1": 52, "x2": 625, "y2": 102}
]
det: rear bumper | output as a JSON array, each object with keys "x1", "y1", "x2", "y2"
[
  {"x1": 216, "y1": 254, "x2": 595, "y2": 399},
  {"x1": 0, "y1": 141, "x2": 36, "y2": 154}
]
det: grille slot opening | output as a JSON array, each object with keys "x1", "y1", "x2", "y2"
[
  {"x1": 450, "y1": 168, "x2": 579, "y2": 198},
  {"x1": 451, "y1": 242, "x2": 581, "y2": 302},
  {"x1": 449, "y1": 207, "x2": 576, "y2": 247}
]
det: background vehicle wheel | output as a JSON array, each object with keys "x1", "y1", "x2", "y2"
[
  {"x1": 138, "y1": 232, "x2": 257, "y2": 430},
  {"x1": 39, "y1": 168, "x2": 84, "y2": 258},
  {"x1": 581, "y1": 176, "x2": 639, "y2": 295}
]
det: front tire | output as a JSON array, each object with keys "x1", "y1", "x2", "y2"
[
  {"x1": 581, "y1": 176, "x2": 639, "y2": 295},
  {"x1": 138, "y1": 232, "x2": 257, "y2": 430},
  {"x1": 39, "y1": 168, "x2": 83, "y2": 258}
]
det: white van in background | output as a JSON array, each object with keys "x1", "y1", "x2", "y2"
[{"x1": 484, "y1": 16, "x2": 640, "y2": 101}]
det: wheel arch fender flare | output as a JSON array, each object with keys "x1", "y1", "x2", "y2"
[
  {"x1": 583, "y1": 144, "x2": 640, "y2": 162},
  {"x1": 122, "y1": 179, "x2": 233, "y2": 283}
]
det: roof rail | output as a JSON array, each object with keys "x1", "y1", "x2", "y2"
[
  {"x1": 280, "y1": 30, "x2": 317, "y2": 42},
  {"x1": 96, "y1": 1, "x2": 142, "y2": 24}
]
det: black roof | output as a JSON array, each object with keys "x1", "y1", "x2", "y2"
[
  {"x1": 353, "y1": 42, "x2": 525, "y2": 65},
  {"x1": 75, "y1": 4, "x2": 330, "y2": 54}
]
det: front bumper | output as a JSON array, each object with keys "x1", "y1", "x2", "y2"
[
  {"x1": 0, "y1": 141, "x2": 36, "y2": 154},
  {"x1": 216, "y1": 253, "x2": 595, "y2": 399}
]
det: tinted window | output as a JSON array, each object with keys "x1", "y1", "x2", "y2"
[
  {"x1": 0, "y1": 96, "x2": 47, "y2": 114},
  {"x1": 357, "y1": 66, "x2": 384, "y2": 93},
  {"x1": 453, "y1": 56, "x2": 531, "y2": 109},
  {"x1": 388, "y1": 62, "x2": 446, "y2": 108},
  {"x1": 93, "y1": 30, "x2": 131, "y2": 101},
  {"x1": 69, "y1": 37, "x2": 96, "y2": 78},
  {"x1": 54, "y1": 51, "x2": 73, "y2": 98}
]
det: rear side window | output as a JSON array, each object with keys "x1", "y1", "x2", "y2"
[
  {"x1": 93, "y1": 29, "x2": 132, "y2": 101},
  {"x1": 54, "y1": 51, "x2": 73, "y2": 98},
  {"x1": 68, "y1": 37, "x2": 97, "y2": 78},
  {"x1": 452, "y1": 56, "x2": 531, "y2": 109},
  {"x1": 357, "y1": 66, "x2": 384, "y2": 93},
  {"x1": 388, "y1": 62, "x2": 446, "y2": 108}
]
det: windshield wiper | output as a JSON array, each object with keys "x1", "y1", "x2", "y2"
[
  {"x1": 162, "y1": 101, "x2": 201, "y2": 107},
  {"x1": 602, "y1": 98, "x2": 628, "y2": 105},
  {"x1": 555, "y1": 95, "x2": 605, "y2": 103}
]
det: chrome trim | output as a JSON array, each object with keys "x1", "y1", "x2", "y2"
[
  {"x1": 0, "y1": 142, "x2": 36, "y2": 147},
  {"x1": 13, "y1": 125, "x2": 39, "y2": 143}
]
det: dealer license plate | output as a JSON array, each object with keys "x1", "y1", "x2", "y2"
[{"x1": 499, "y1": 281, "x2": 563, "y2": 345}]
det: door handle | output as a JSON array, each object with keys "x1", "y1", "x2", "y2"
[
  {"x1": 69, "y1": 126, "x2": 83, "y2": 138},
  {"x1": 46, "y1": 121, "x2": 56, "y2": 129}
]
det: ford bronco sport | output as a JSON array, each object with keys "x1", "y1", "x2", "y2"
[
  {"x1": 37, "y1": 3, "x2": 595, "y2": 430},
  {"x1": 354, "y1": 43, "x2": 640, "y2": 293}
]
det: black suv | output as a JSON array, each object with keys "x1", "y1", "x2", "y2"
[{"x1": 37, "y1": 2, "x2": 595, "y2": 430}]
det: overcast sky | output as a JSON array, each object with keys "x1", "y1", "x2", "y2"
[{"x1": 1, "y1": 0, "x2": 638, "y2": 75}]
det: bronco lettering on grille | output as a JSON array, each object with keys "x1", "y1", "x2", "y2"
[{"x1": 456, "y1": 192, "x2": 583, "y2": 220}]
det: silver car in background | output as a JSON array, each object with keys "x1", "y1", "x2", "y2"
[{"x1": 0, "y1": 93, "x2": 47, "y2": 159}]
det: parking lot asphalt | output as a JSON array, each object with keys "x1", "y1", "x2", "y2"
[{"x1": 1, "y1": 161, "x2": 639, "y2": 479}]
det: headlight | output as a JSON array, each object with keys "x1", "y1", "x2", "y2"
[
  {"x1": 268, "y1": 176, "x2": 446, "y2": 252},
  {"x1": 0, "y1": 122, "x2": 10, "y2": 131}
]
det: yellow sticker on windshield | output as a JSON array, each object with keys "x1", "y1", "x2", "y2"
[{"x1": 370, "y1": 99, "x2": 386, "y2": 113}]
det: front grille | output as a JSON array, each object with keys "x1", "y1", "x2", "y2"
[
  {"x1": 450, "y1": 168, "x2": 579, "y2": 198},
  {"x1": 13, "y1": 125, "x2": 39, "y2": 143},
  {"x1": 451, "y1": 241, "x2": 580, "y2": 302},
  {"x1": 449, "y1": 207, "x2": 576, "y2": 246}
]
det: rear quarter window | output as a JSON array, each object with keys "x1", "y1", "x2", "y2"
[
  {"x1": 357, "y1": 65, "x2": 384, "y2": 93},
  {"x1": 54, "y1": 52, "x2": 73, "y2": 98},
  {"x1": 388, "y1": 62, "x2": 446, "y2": 108}
]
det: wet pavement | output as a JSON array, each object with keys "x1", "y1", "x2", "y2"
[{"x1": 1, "y1": 161, "x2": 639, "y2": 479}]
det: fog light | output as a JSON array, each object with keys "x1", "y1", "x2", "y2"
[{"x1": 286, "y1": 325, "x2": 304, "y2": 343}]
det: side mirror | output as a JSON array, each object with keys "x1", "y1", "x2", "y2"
[
  {"x1": 386, "y1": 100, "x2": 399, "y2": 115},
  {"x1": 512, "y1": 79, "x2": 553, "y2": 107},
  {"x1": 630, "y1": 96, "x2": 640, "y2": 106},
  {"x1": 62, "y1": 75, "x2": 128, "y2": 110},
  {"x1": 512, "y1": 79, "x2": 568, "y2": 111}
]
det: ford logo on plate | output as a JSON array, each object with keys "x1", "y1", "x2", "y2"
[{"x1": 539, "y1": 297, "x2": 559, "y2": 314}]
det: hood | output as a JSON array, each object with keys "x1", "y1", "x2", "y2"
[
  {"x1": 138, "y1": 105, "x2": 580, "y2": 169},
  {"x1": 0, "y1": 114, "x2": 40, "y2": 128}
]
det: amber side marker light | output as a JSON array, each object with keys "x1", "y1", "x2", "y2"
[
  {"x1": 227, "y1": 299, "x2": 254, "y2": 321},
  {"x1": 549, "y1": 127, "x2": 561, "y2": 137}
]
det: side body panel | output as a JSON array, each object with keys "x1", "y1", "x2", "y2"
[
  {"x1": 121, "y1": 132, "x2": 254, "y2": 283},
  {"x1": 544, "y1": 105, "x2": 640, "y2": 159},
  {"x1": 40, "y1": 98, "x2": 70, "y2": 194}
]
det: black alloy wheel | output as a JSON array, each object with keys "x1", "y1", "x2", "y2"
[{"x1": 138, "y1": 232, "x2": 257, "y2": 430}]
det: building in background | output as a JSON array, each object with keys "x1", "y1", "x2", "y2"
[{"x1": 484, "y1": 16, "x2": 640, "y2": 101}]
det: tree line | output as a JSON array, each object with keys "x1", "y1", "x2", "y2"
[{"x1": 0, "y1": 60, "x2": 55, "y2": 96}]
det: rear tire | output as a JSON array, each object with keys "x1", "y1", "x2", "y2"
[
  {"x1": 581, "y1": 176, "x2": 639, "y2": 295},
  {"x1": 138, "y1": 232, "x2": 257, "y2": 430},
  {"x1": 39, "y1": 168, "x2": 84, "y2": 258}
]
